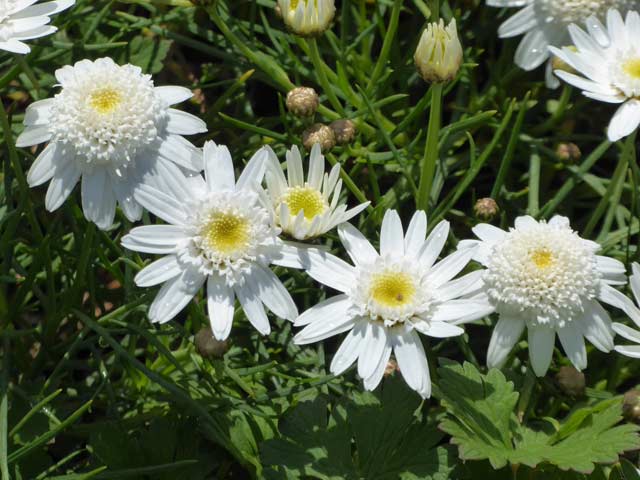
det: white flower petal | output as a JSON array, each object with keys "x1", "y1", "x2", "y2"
[
  {"x1": 357, "y1": 322, "x2": 389, "y2": 380},
  {"x1": 337, "y1": 222, "x2": 378, "y2": 267},
  {"x1": 330, "y1": 319, "x2": 367, "y2": 375},
  {"x1": 250, "y1": 264, "x2": 298, "y2": 321},
  {"x1": 608, "y1": 100, "x2": 640, "y2": 142},
  {"x1": 380, "y1": 210, "x2": 404, "y2": 257},
  {"x1": 148, "y1": 268, "x2": 206, "y2": 324},
  {"x1": 17, "y1": 125, "x2": 52, "y2": 147},
  {"x1": 121, "y1": 225, "x2": 186, "y2": 254},
  {"x1": 204, "y1": 141, "x2": 235, "y2": 193},
  {"x1": 207, "y1": 275, "x2": 235, "y2": 341},
  {"x1": 404, "y1": 210, "x2": 427, "y2": 256},
  {"x1": 557, "y1": 321, "x2": 587, "y2": 371},
  {"x1": 528, "y1": 324, "x2": 556, "y2": 377},
  {"x1": 27, "y1": 143, "x2": 59, "y2": 187},
  {"x1": 393, "y1": 329, "x2": 431, "y2": 398},
  {"x1": 44, "y1": 160, "x2": 80, "y2": 211},
  {"x1": 418, "y1": 220, "x2": 449, "y2": 269},
  {"x1": 579, "y1": 300, "x2": 614, "y2": 352},
  {"x1": 612, "y1": 322, "x2": 640, "y2": 343},
  {"x1": 81, "y1": 169, "x2": 116, "y2": 230},
  {"x1": 134, "y1": 255, "x2": 182, "y2": 287},
  {"x1": 294, "y1": 294, "x2": 351, "y2": 327},
  {"x1": 426, "y1": 247, "x2": 475, "y2": 288},
  {"x1": 363, "y1": 342, "x2": 392, "y2": 393},
  {"x1": 134, "y1": 185, "x2": 187, "y2": 225},
  {"x1": 487, "y1": 315, "x2": 525, "y2": 369},
  {"x1": 166, "y1": 108, "x2": 207, "y2": 135},
  {"x1": 155, "y1": 85, "x2": 193, "y2": 106},
  {"x1": 235, "y1": 281, "x2": 271, "y2": 335}
]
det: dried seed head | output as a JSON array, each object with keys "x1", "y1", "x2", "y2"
[
  {"x1": 555, "y1": 366, "x2": 585, "y2": 396},
  {"x1": 286, "y1": 87, "x2": 319, "y2": 117},
  {"x1": 623, "y1": 389, "x2": 640, "y2": 423},
  {"x1": 330, "y1": 119, "x2": 357, "y2": 145},
  {"x1": 474, "y1": 197, "x2": 499, "y2": 220},
  {"x1": 303, "y1": 123, "x2": 336, "y2": 151},
  {"x1": 195, "y1": 326, "x2": 229, "y2": 359}
]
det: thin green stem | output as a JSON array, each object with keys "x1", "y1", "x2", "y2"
[
  {"x1": 0, "y1": 336, "x2": 9, "y2": 480},
  {"x1": 307, "y1": 38, "x2": 345, "y2": 116},
  {"x1": 417, "y1": 83, "x2": 443, "y2": 210}
]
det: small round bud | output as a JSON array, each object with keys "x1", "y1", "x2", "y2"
[
  {"x1": 555, "y1": 143, "x2": 581, "y2": 163},
  {"x1": 330, "y1": 119, "x2": 357, "y2": 145},
  {"x1": 623, "y1": 389, "x2": 640, "y2": 423},
  {"x1": 195, "y1": 326, "x2": 229, "y2": 359},
  {"x1": 275, "y1": 4, "x2": 282, "y2": 18},
  {"x1": 555, "y1": 366, "x2": 585, "y2": 397},
  {"x1": 303, "y1": 123, "x2": 336, "y2": 152},
  {"x1": 384, "y1": 358, "x2": 399, "y2": 377},
  {"x1": 474, "y1": 198, "x2": 499, "y2": 221},
  {"x1": 277, "y1": 0, "x2": 336, "y2": 37},
  {"x1": 415, "y1": 18, "x2": 463, "y2": 83},
  {"x1": 286, "y1": 87, "x2": 319, "y2": 117}
]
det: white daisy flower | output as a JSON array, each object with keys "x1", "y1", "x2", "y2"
[
  {"x1": 277, "y1": 0, "x2": 335, "y2": 37},
  {"x1": 121, "y1": 141, "x2": 303, "y2": 341},
  {"x1": 293, "y1": 210, "x2": 493, "y2": 398},
  {"x1": 265, "y1": 143, "x2": 369, "y2": 240},
  {"x1": 550, "y1": 9, "x2": 640, "y2": 141},
  {"x1": 16, "y1": 57, "x2": 207, "y2": 230},
  {"x1": 0, "y1": 0, "x2": 74, "y2": 54},
  {"x1": 459, "y1": 215, "x2": 629, "y2": 376},
  {"x1": 488, "y1": 0, "x2": 637, "y2": 88},
  {"x1": 611, "y1": 262, "x2": 640, "y2": 358}
]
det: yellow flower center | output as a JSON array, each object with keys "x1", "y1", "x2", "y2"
[
  {"x1": 623, "y1": 58, "x2": 640, "y2": 79},
  {"x1": 202, "y1": 212, "x2": 250, "y2": 256},
  {"x1": 370, "y1": 272, "x2": 416, "y2": 307},
  {"x1": 283, "y1": 186, "x2": 326, "y2": 220},
  {"x1": 531, "y1": 248, "x2": 554, "y2": 270},
  {"x1": 89, "y1": 87, "x2": 122, "y2": 114}
]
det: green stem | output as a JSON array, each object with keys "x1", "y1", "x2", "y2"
[
  {"x1": 307, "y1": 38, "x2": 345, "y2": 116},
  {"x1": 416, "y1": 83, "x2": 443, "y2": 211},
  {"x1": 366, "y1": 0, "x2": 402, "y2": 94},
  {"x1": 0, "y1": 336, "x2": 9, "y2": 480}
]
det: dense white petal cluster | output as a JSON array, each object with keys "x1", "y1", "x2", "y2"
[
  {"x1": 277, "y1": 0, "x2": 335, "y2": 36},
  {"x1": 414, "y1": 18, "x2": 463, "y2": 83},
  {"x1": 0, "y1": 0, "x2": 74, "y2": 54},
  {"x1": 294, "y1": 210, "x2": 493, "y2": 398},
  {"x1": 266, "y1": 144, "x2": 369, "y2": 240},
  {"x1": 122, "y1": 142, "x2": 305, "y2": 340},
  {"x1": 487, "y1": 0, "x2": 638, "y2": 87},
  {"x1": 550, "y1": 9, "x2": 640, "y2": 141},
  {"x1": 460, "y1": 215, "x2": 628, "y2": 376},
  {"x1": 17, "y1": 57, "x2": 206, "y2": 230}
]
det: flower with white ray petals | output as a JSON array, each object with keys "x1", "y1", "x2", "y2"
[
  {"x1": 487, "y1": 0, "x2": 638, "y2": 88},
  {"x1": 17, "y1": 57, "x2": 207, "y2": 230},
  {"x1": 0, "y1": 0, "x2": 74, "y2": 54},
  {"x1": 459, "y1": 215, "x2": 629, "y2": 377},
  {"x1": 293, "y1": 210, "x2": 493, "y2": 398},
  {"x1": 122, "y1": 142, "x2": 306, "y2": 341},
  {"x1": 265, "y1": 143, "x2": 369, "y2": 240},
  {"x1": 277, "y1": 0, "x2": 335, "y2": 36},
  {"x1": 550, "y1": 9, "x2": 640, "y2": 141},
  {"x1": 611, "y1": 262, "x2": 640, "y2": 358}
]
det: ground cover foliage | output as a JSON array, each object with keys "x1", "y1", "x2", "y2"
[{"x1": 2, "y1": 0, "x2": 640, "y2": 478}]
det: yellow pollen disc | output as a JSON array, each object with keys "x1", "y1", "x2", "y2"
[
  {"x1": 370, "y1": 272, "x2": 416, "y2": 307},
  {"x1": 623, "y1": 58, "x2": 640, "y2": 79},
  {"x1": 283, "y1": 186, "x2": 326, "y2": 220},
  {"x1": 203, "y1": 212, "x2": 250, "y2": 255},
  {"x1": 531, "y1": 248, "x2": 554, "y2": 269},
  {"x1": 89, "y1": 87, "x2": 122, "y2": 114}
]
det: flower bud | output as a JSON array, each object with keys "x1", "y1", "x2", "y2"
[
  {"x1": 384, "y1": 358, "x2": 399, "y2": 377},
  {"x1": 286, "y1": 86, "x2": 319, "y2": 117},
  {"x1": 330, "y1": 119, "x2": 356, "y2": 145},
  {"x1": 555, "y1": 366, "x2": 585, "y2": 397},
  {"x1": 555, "y1": 142, "x2": 581, "y2": 163},
  {"x1": 195, "y1": 326, "x2": 229, "y2": 359},
  {"x1": 303, "y1": 123, "x2": 336, "y2": 152},
  {"x1": 277, "y1": 0, "x2": 336, "y2": 37},
  {"x1": 623, "y1": 389, "x2": 640, "y2": 423},
  {"x1": 415, "y1": 18, "x2": 463, "y2": 83},
  {"x1": 474, "y1": 198, "x2": 499, "y2": 221}
]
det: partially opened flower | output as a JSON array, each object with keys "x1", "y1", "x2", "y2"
[
  {"x1": 122, "y1": 142, "x2": 302, "y2": 341},
  {"x1": 294, "y1": 210, "x2": 493, "y2": 398},
  {"x1": 265, "y1": 143, "x2": 369, "y2": 240},
  {"x1": 414, "y1": 18, "x2": 463, "y2": 83},
  {"x1": 612, "y1": 263, "x2": 640, "y2": 359},
  {"x1": 459, "y1": 215, "x2": 629, "y2": 376},
  {"x1": 0, "y1": 0, "x2": 74, "y2": 54},
  {"x1": 550, "y1": 9, "x2": 640, "y2": 141},
  {"x1": 17, "y1": 57, "x2": 206, "y2": 229},
  {"x1": 277, "y1": 0, "x2": 335, "y2": 36},
  {"x1": 487, "y1": 0, "x2": 636, "y2": 88}
]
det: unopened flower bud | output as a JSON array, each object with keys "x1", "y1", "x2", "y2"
[
  {"x1": 555, "y1": 142, "x2": 581, "y2": 163},
  {"x1": 623, "y1": 389, "x2": 640, "y2": 423},
  {"x1": 555, "y1": 366, "x2": 585, "y2": 397},
  {"x1": 384, "y1": 358, "x2": 399, "y2": 377},
  {"x1": 303, "y1": 123, "x2": 336, "y2": 151},
  {"x1": 195, "y1": 326, "x2": 229, "y2": 359},
  {"x1": 277, "y1": 0, "x2": 336, "y2": 37},
  {"x1": 474, "y1": 198, "x2": 499, "y2": 220},
  {"x1": 330, "y1": 119, "x2": 356, "y2": 145},
  {"x1": 286, "y1": 87, "x2": 319, "y2": 117},
  {"x1": 415, "y1": 18, "x2": 463, "y2": 83}
]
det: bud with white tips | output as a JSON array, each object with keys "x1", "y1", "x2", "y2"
[
  {"x1": 415, "y1": 18, "x2": 463, "y2": 83},
  {"x1": 277, "y1": 0, "x2": 336, "y2": 37}
]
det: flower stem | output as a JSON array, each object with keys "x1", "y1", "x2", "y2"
[
  {"x1": 416, "y1": 83, "x2": 443, "y2": 211},
  {"x1": 307, "y1": 38, "x2": 345, "y2": 116}
]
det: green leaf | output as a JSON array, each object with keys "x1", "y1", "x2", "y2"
[
  {"x1": 261, "y1": 376, "x2": 455, "y2": 479},
  {"x1": 438, "y1": 362, "x2": 640, "y2": 473}
]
